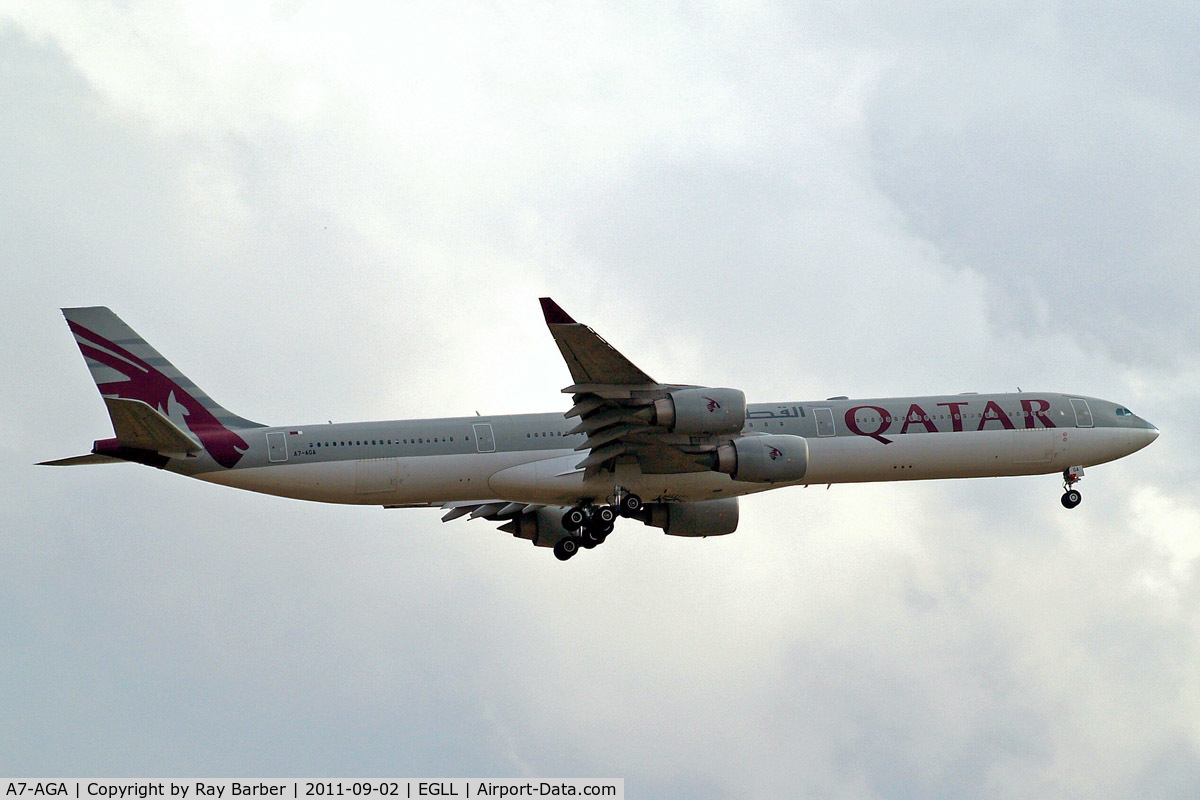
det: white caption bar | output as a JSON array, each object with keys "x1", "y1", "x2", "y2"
[{"x1": 2, "y1": 782, "x2": 623, "y2": 800}]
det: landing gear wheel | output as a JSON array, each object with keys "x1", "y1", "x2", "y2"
[
  {"x1": 619, "y1": 494, "x2": 643, "y2": 516},
  {"x1": 1061, "y1": 489, "x2": 1082, "y2": 509},
  {"x1": 596, "y1": 506, "x2": 617, "y2": 524},
  {"x1": 554, "y1": 537, "x2": 581, "y2": 560},
  {"x1": 582, "y1": 517, "x2": 615, "y2": 548},
  {"x1": 562, "y1": 507, "x2": 587, "y2": 529}
]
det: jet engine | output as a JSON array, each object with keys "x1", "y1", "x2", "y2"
[
  {"x1": 498, "y1": 507, "x2": 573, "y2": 548},
  {"x1": 651, "y1": 387, "x2": 746, "y2": 435},
  {"x1": 643, "y1": 497, "x2": 740, "y2": 537},
  {"x1": 715, "y1": 434, "x2": 809, "y2": 483}
]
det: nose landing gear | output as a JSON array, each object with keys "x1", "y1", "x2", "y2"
[{"x1": 1061, "y1": 466, "x2": 1084, "y2": 509}]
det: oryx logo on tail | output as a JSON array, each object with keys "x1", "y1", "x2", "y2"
[{"x1": 67, "y1": 316, "x2": 251, "y2": 468}]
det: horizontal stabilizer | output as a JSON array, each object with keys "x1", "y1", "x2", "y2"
[
  {"x1": 37, "y1": 453, "x2": 124, "y2": 466},
  {"x1": 105, "y1": 397, "x2": 202, "y2": 454}
]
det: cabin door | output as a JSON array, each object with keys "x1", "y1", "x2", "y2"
[
  {"x1": 472, "y1": 423, "x2": 496, "y2": 453},
  {"x1": 1069, "y1": 398, "x2": 1094, "y2": 428},
  {"x1": 266, "y1": 431, "x2": 288, "y2": 463}
]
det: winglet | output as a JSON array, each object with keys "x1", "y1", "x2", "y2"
[{"x1": 539, "y1": 297, "x2": 577, "y2": 325}]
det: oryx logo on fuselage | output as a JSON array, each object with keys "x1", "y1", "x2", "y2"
[{"x1": 68, "y1": 321, "x2": 249, "y2": 468}]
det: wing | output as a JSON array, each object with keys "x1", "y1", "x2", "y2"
[
  {"x1": 412, "y1": 500, "x2": 571, "y2": 549},
  {"x1": 539, "y1": 298, "x2": 744, "y2": 479}
]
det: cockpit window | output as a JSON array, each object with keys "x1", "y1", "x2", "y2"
[{"x1": 1115, "y1": 407, "x2": 1132, "y2": 417}]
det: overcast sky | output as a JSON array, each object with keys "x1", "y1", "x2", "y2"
[{"x1": 3, "y1": 1, "x2": 1199, "y2": 796}]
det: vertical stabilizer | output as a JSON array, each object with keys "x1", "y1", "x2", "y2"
[{"x1": 62, "y1": 307, "x2": 263, "y2": 468}]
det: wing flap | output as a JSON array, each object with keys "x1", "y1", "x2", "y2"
[
  {"x1": 576, "y1": 441, "x2": 630, "y2": 469},
  {"x1": 439, "y1": 500, "x2": 545, "y2": 523}
]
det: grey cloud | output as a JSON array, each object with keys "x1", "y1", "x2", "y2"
[
  {"x1": 862, "y1": 3, "x2": 1200, "y2": 368},
  {"x1": 3, "y1": 4, "x2": 1199, "y2": 798}
]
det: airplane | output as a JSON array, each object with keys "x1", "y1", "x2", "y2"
[{"x1": 41, "y1": 299, "x2": 1159, "y2": 560}]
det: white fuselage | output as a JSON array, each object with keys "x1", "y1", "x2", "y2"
[{"x1": 189, "y1": 392, "x2": 1158, "y2": 508}]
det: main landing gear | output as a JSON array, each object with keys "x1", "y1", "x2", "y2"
[
  {"x1": 1061, "y1": 466, "x2": 1084, "y2": 509},
  {"x1": 553, "y1": 494, "x2": 643, "y2": 560}
]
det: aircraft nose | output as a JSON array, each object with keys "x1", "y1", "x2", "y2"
[{"x1": 1137, "y1": 422, "x2": 1160, "y2": 448}]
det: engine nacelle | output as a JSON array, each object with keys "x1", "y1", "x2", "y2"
[
  {"x1": 500, "y1": 507, "x2": 573, "y2": 548},
  {"x1": 652, "y1": 387, "x2": 746, "y2": 435},
  {"x1": 644, "y1": 498, "x2": 739, "y2": 537},
  {"x1": 716, "y1": 434, "x2": 809, "y2": 483}
]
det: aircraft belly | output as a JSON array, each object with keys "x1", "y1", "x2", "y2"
[
  {"x1": 1058, "y1": 426, "x2": 1151, "y2": 468},
  {"x1": 195, "y1": 461, "x2": 360, "y2": 502},
  {"x1": 1012, "y1": 427, "x2": 1056, "y2": 465},
  {"x1": 194, "y1": 452, "x2": 542, "y2": 505},
  {"x1": 805, "y1": 431, "x2": 1036, "y2": 483}
]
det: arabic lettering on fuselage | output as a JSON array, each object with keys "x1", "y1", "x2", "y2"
[{"x1": 747, "y1": 405, "x2": 803, "y2": 419}]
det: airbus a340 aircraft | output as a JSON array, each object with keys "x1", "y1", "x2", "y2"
[{"x1": 43, "y1": 299, "x2": 1158, "y2": 560}]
